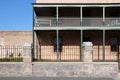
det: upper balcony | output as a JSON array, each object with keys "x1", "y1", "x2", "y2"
[
  {"x1": 34, "y1": 17, "x2": 120, "y2": 27},
  {"x1": 32, "y1": 4, "x2": 120, "y2": 30}
]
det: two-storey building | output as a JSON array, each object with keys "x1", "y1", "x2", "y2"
[{"x1": 32, "y1": 0, "x2": 120, "y2": 62}]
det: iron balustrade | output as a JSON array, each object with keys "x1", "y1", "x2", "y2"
[
  {"x1": 105, "y1": 18, "x2": 120, "y2": 27},
  {"x1": 34, "y1": 17, "x2": 120, "y2": 27}
]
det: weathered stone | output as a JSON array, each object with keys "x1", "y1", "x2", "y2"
[
  {"x1": 0, "y1": 62, "x2": 118, "y2": 80},
  {"x1": 82, "y1": 42, "x2": 93, "y2": 62},
  {"x1": 23, "y1": 43, "x2": 32, "y2": 63},
  {"x1": 32, "y1": 71, "x2": 46, "y2": 77},
  {"x1": 22, "y1": 63, "x2": 32, "y2": 76}
]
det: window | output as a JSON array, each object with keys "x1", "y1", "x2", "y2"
[
  {"x1": 110, "y1": 38, "x2": 118, "y2": 51},
  {"x1": 83, "y1": 36, "x2": 90, "y2": 42}
]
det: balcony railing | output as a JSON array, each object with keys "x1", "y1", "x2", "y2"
[
  {"x1": 105, "y1": 18, "x2": 120, "y2": 27},
  {"x1": 34, "y1": 17, "x2": 120, "y2": 27}
]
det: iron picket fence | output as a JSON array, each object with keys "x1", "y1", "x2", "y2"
[
  {"x1": 93, "y1": 47, "x2": 120, "y2": 62},
  {"x1": 0, "y1": 45, "x2": 23, "y2": 62},
  {"x1": 1, "y1": 45, "x2": 118, "y2": 62},
  {"x1": 33, "y1": 46, "x2": 81, "y2": 62},
  {"x1": 33, "y1": 46, "x2": 120, "y2": 62}
]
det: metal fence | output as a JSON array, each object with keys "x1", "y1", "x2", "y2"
[
  {"x1": 33, "y1": 46, "x2": 81, "y2": 62},
  {"x1": 1, "y1": 45, "x2": 119, "y2": 62},
  {"x1": 0, "y1": 46, "x2": 23, "y2": 62},
  {"x1": 33, "y1": 46, "x2": 120, "y2": 62},
  {"x1": 93, "y1": 47, "x2": 120, "y2": 62}
]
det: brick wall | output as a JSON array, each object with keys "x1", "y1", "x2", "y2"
[
  {"x1": 37, "y1": 30, "x2": 120, "y2": 61},
  {"x1": 0, "y1": 31, "x2": 32, "y2": 46},
  {"x1": 37, "y1": 30, "x2": 80, "y2": 60}
]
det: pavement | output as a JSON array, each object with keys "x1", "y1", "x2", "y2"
[
  {"x1": 118, "y1": 73, "x2": 120, "y2": 79},
  {"x1": 0, "y1": 72, "x2": 120, "y2": 80},
  {"x1": 0, "y1": 77, "x2": 116, "y2": 80}
]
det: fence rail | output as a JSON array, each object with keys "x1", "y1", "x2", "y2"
[{"x1": 0, "y1": 46, "x2": 23, "y2": 62}]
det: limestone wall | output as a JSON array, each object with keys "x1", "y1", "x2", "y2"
[
  {"x1": 0, "y1": 62, "x2": 118, "y2": 80},
  {"x1": 0, "y1": 62, "x2": 32, "y2": 77}
]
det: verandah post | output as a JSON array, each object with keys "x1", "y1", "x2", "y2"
[
  {"x1": 102, "y1": 7, "x2": 105, "y2": 61},
  {"x1": 80, "y1": 30, "x2": 83, "y2": 61},
  {"x1": 80, "y1": 7, "x2": 83, "y2": 61},
  {"x1": 32, "y1": 6, "x2": 34, "y2": 61},
  {"x1": 80, "y1": 7, "x2": 83, "y2": 26},
  {"x1": 56, "y1": 6, "x2": 59, "y2": 61},
  {"x1": 103, "y1": 30, "x2": 105, "y2": 61},
  {"x1": 35, "y1": 33, "x2": 38, "y2": 61}
]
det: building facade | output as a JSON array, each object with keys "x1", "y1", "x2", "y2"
[{"x1": 32, "y1": 0, "x2": 120, "y2": 61}]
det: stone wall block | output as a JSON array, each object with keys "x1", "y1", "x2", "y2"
[{"x1": 82, "y1": 42, "x2": 93, "y2": 62}]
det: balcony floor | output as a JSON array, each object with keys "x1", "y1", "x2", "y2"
[{"x1": 34, "y1": 26, "x2": 120, "y2": 30}]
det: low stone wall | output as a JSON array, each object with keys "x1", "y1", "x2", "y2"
[
  {"x1": 0, "y1": 62, "x2": 118, "y2": 79},
  {"x1": 32, "y1": 62, "x2": 118, "y2": 79},
  {"x1": 0, "y1": 62, "x2": 32, "y2": 77}
]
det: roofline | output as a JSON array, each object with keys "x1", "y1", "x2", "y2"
[
  {"x1": 32, "y1": 3, "x2": 120, "y2": 7},
  {"x1": 0, "y1": 30, "x2": 32, "y2": 32},
  {"x1": 32, "y1": 3, "x2": 120, "y2": 5}
]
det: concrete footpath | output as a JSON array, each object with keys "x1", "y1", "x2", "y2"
[
  {"x1": 119, "y1": 73, "x2": 120, "y2": 79},
  {"x1": 0, "y1": 77, "x2": 116, "y2": 80}
]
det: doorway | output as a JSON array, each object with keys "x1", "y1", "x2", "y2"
[{"x1": 83, "y1": 36, "x2": 91, "y2": 42}]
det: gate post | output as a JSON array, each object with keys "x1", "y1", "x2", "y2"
[
  {"x1": 23, "y1": 42, "x2": 32, "y2": 63},
  {"x1": 82, "y1": 42, "x2": 93, "y2": 62}
]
